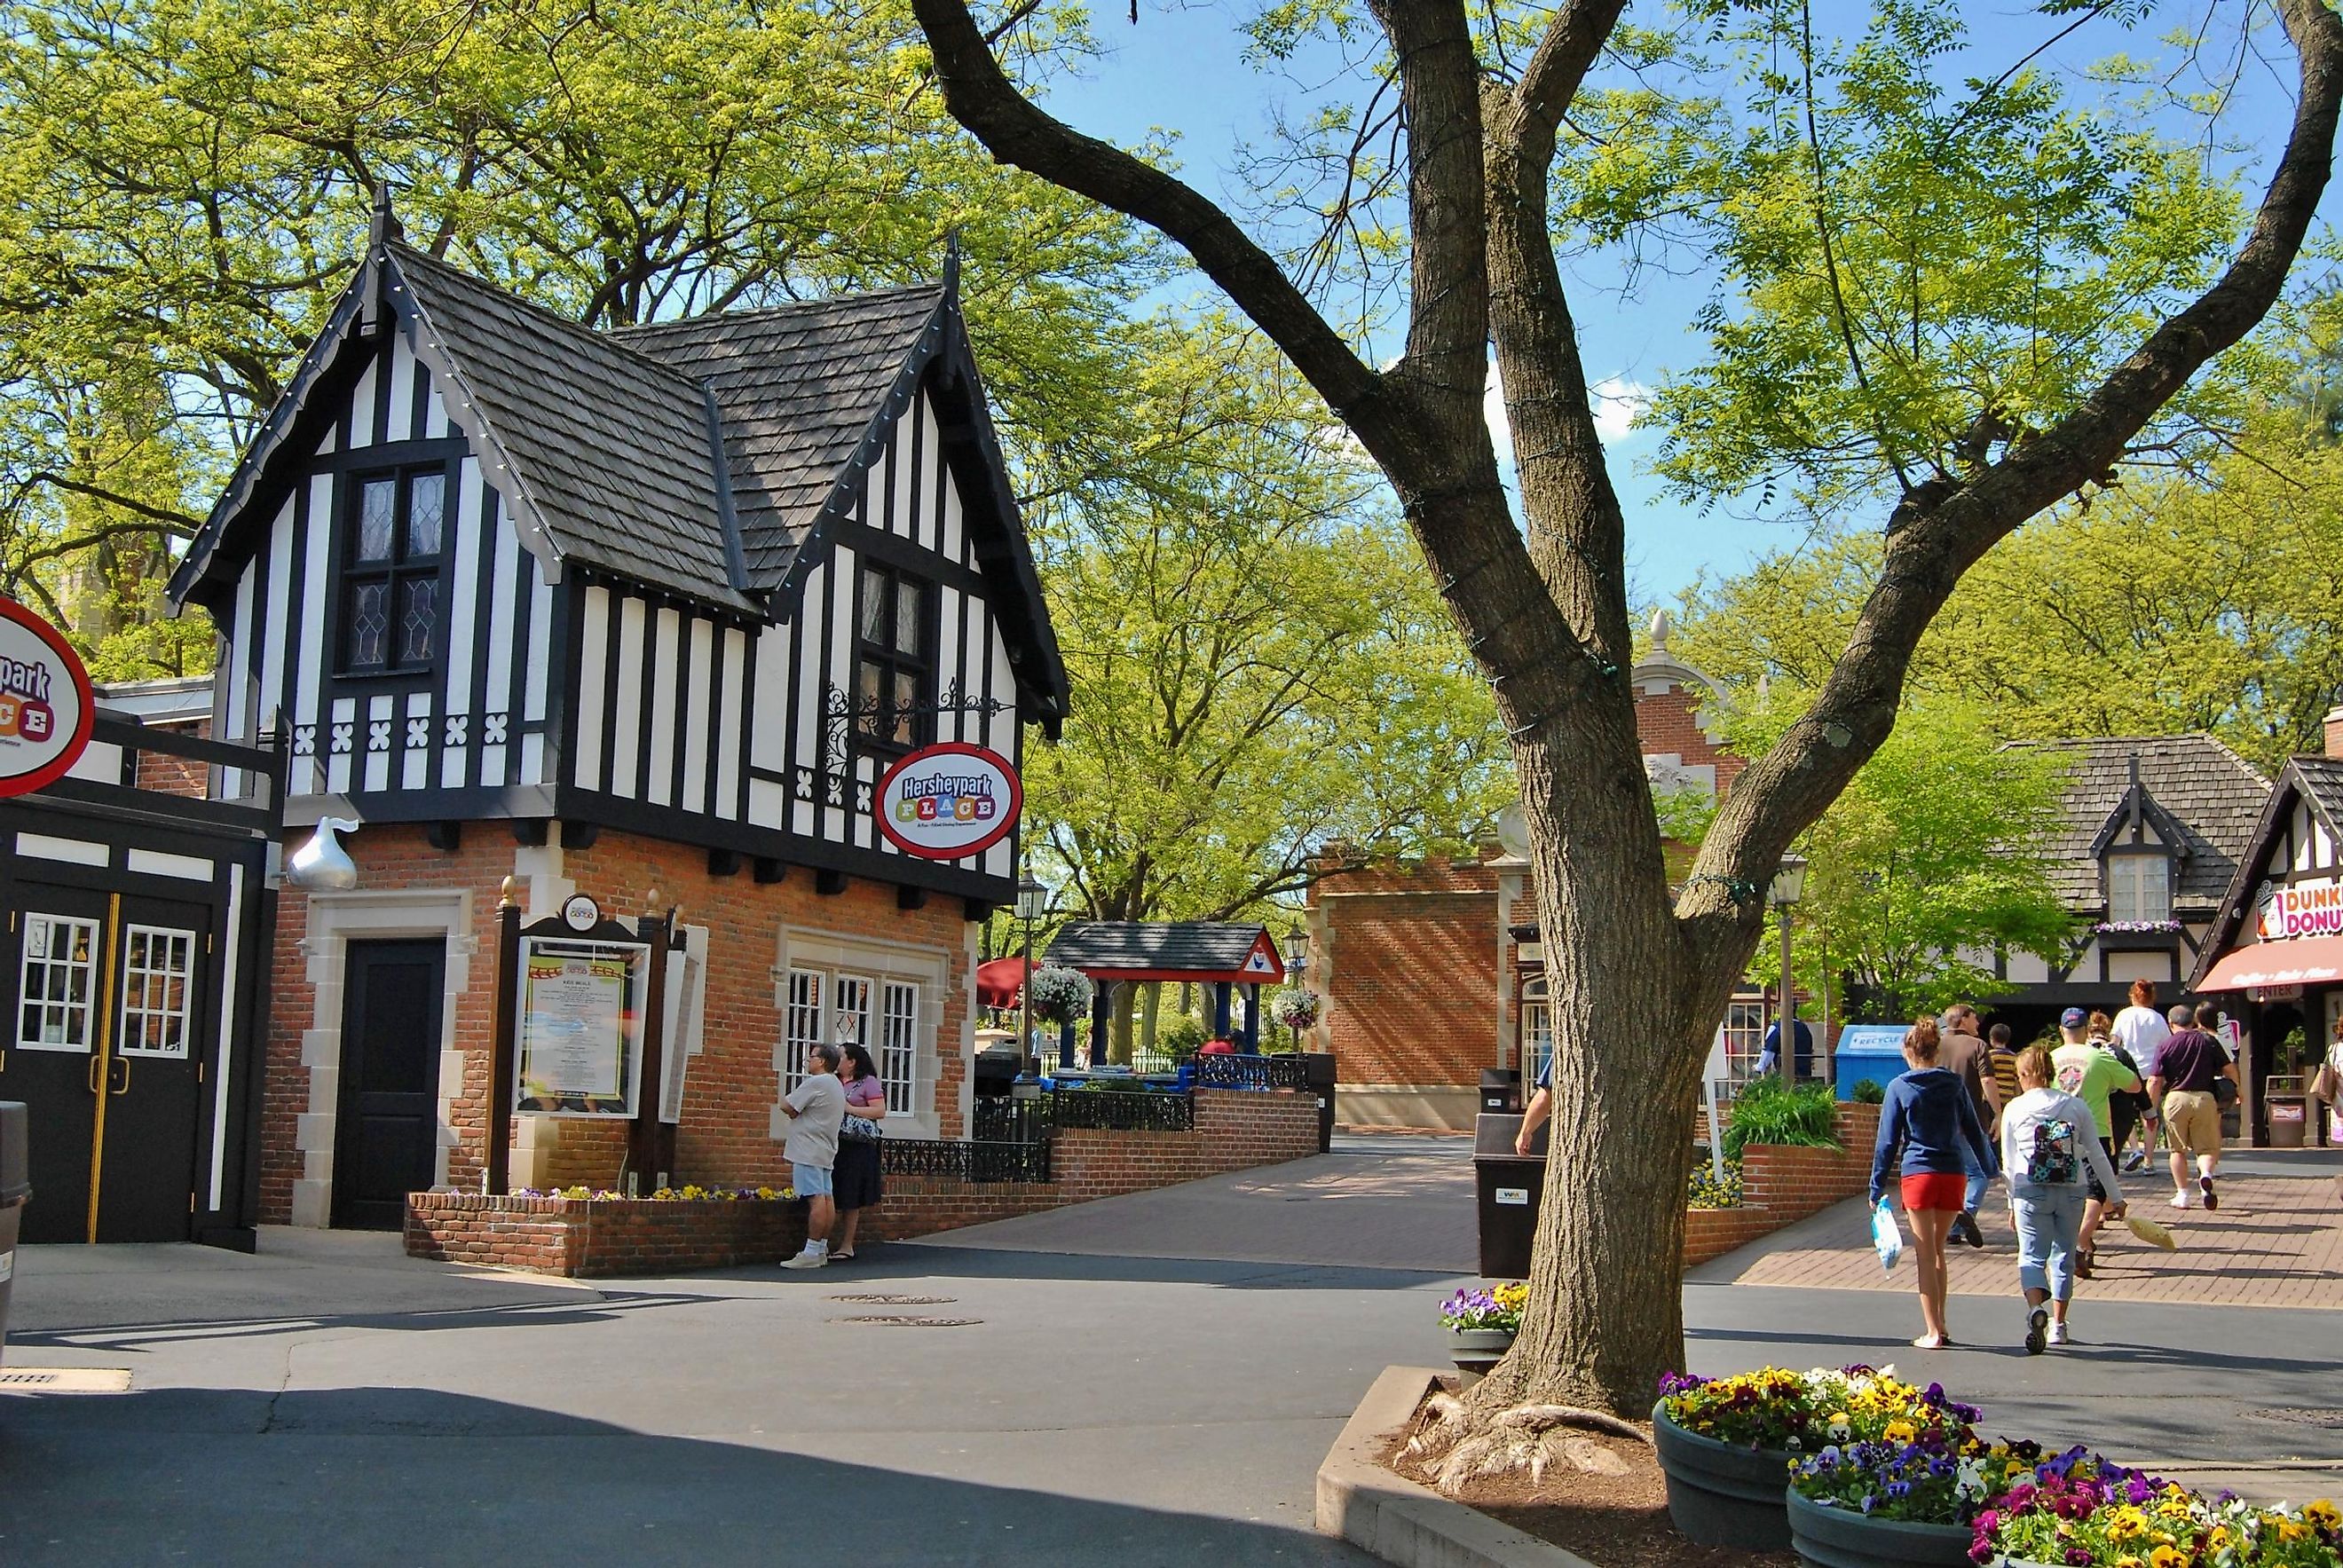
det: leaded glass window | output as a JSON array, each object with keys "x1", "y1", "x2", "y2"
[{"x1": 341, "y1": 464, "x2": 447, "y2": 674}]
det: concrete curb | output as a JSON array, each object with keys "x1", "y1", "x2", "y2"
[{"x1": 1315, "y1": 1365, "x2": 1599, "y2": 1568}]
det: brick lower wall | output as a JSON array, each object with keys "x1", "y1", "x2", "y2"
[
  {"x1": 1684, "y1": 1102, "x2": 1881, "y2": 1266},
  {"x1": 407, "y1": 1088, "x2": 1324, "y2": 1276}
]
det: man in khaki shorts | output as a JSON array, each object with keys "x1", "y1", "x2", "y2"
[{"x1": 2148, "y1": 1002, "x2": 2239, "y2": 1210}]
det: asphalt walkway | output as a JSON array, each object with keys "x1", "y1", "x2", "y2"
[{"x1": 0, "y1": 1139, "x2": 1472, "y2": 1568}]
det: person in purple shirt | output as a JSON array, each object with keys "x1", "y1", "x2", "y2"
[{"x1": 1869, "y1": 1018, "x2": 2000, "y2": 1349}]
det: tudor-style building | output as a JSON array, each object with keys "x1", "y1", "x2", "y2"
[
  {"x1": 2189, "y1": 715, "x2": 2343, "y2": 1146},
  {"x1": 1981, "y1": 734, "x2": 2270, "y2": 1040},
  {"x1": 167, "y1": 200, "x2": 1068, "y2": 1225}
]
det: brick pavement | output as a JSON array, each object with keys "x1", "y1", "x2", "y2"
[{"x1": 1701, "y1": 1154, "x2": 2343, "y2": 1309}]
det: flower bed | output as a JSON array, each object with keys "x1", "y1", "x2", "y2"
[
  {"x1": 1644, "y1": 1363, "x2": 2343, "y2": 1568},
  {"x1": 406, "y1": 1191, "x2": 809, "y2": 1277}
]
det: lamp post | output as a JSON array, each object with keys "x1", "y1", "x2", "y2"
[
  {"x1": 1015, "y1": 873, "x2": 1047, "y2": 1076},
  {"x1": 1282, "y1": 928, "x2": 1309, "y2": 1051},
  {"x1": 1770, "y1": 853, "x2": 1809, "y2": 1081}
]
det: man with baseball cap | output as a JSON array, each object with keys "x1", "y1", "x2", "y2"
[{"x1": 2049, "y1": 1006, "x2": 2141, "y2": 1279}]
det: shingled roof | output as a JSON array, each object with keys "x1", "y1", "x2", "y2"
[
  {"x1": 386, "y1": 244, "x2": 754, "y2": 612},
  {"x1": 1046, "y1": 922, "x2": 1286, "y2": 981},
  {"x1": 2296, "y1": 756, "x2": 2343, "y2": 830},
  {"x1": 2009, "y1": 734, "x2": 2270, "y2": 913},
  {"x1": 611, "y1": 285, "x2": 946, "y2": 595}
]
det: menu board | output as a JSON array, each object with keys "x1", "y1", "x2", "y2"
[{"x1": 515, "y1": 937, "x2": 649, "y2": 1117}]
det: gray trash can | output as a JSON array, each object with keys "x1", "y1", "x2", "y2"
[
  {"x1": 0, "y1": 1101, "x2": 27, "y2": 1367},
  {"x1": 1473, "y1": 1112, "x2": 1546, "y2": 1280}
]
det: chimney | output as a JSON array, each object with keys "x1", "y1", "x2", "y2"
[{"x1": 2327, "y1": 705, "x2": 2343, "y2": 760}]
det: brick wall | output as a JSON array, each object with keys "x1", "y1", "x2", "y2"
[
  {"x1": 130, "y1": 718, "x2": 212, "y2": 799},
  {"x1": 1683, "y1": 1103, "x2": 1881, "y2": 1265},
  {"x1": 262, "y1": 820, "x2": 977, "y2": 1225},
  {"x1": 407, "y1": 1088, "x2": 1323, "y2": 1275}
]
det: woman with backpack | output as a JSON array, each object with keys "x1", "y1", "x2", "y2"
[{"x1": 2000, "y1": 1044, "x2": 2127, "y2": 1352}]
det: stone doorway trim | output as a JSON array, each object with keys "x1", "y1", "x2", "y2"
[{"x1": 291, "y1": 887, "x2": 476, "y2": 1227}]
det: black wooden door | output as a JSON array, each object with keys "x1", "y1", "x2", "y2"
[
  {"x1": 94, "y1": 899, "x2": 210, "y2": 1242},
  {"x1": 332, "y1": 939, "x2": 446, "y2": 1230},
  {"x1": 1, "y1": 884, "x2": 111, "y2": 1243}
]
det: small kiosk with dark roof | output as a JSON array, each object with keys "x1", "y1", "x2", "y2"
[{"x1": 1043, "y1": 921, "x2": 1286, "y2": 1065}]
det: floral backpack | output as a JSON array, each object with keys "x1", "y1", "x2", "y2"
[{"x1": 2023, "y1": 1115, "x2": 2079, "y2": 1186}]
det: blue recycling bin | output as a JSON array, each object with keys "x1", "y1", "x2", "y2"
[{"x1": 1833, "y1": 1025, "x2": 1911, "y2": 1101}]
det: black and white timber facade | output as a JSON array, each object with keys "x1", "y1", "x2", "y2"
[{"x1": 170, "y1": 206, "x2": 1067, "y2": 907}]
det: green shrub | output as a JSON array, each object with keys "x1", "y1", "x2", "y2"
[
  {"x1": 1723, "y1": 1076, "x2": 1842, "y2": 1161},
  {"x1": 1157, "y1": 1016, "x2": 1209, "y2": 1062},
  {"x1": 1851, "y1": 1079, "x2": 1886, "y2": 1105}
]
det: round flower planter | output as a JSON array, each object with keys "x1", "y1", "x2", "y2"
[
  {"x1": 1447, "y1": 1328, "x2": 1513, "y2": 1386},
  {"x1": 1784, "y1": 1486, "x2": 1976, "y2": 1568},
  {"x1": 1651, "y1": 1402, "x2": 1795, "y2": 1551}
]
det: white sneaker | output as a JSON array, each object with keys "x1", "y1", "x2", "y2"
[
  {"x1": 2047, "y1": 1321, "x2": 2070, "y2": 1346},
  {"x1": 2170, "y1": 1192, "x2": 2191, "y2": 1209},
  {"x1": 781, "y1": 1247, "x2": 827, "y2": 1270}
]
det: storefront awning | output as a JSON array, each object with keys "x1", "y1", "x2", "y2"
[{"x1": 2198, "y1": 934, "x2": 2343, "y2": 992}]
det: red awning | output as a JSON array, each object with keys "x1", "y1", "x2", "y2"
[
  {"x1": 2199, "y1": 934, "x2": 2343, "y2": 992},
  {"x1": 975, "y1": 956, "x2": 1030, "y2": 1008}
]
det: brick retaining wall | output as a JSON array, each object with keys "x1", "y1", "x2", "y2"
[
  {"x1": 1684, "y1": 1103, "x2": 1881, "y2": 1266},
  {"x1": 407, "y1": 1088, "x2": 1323, "y2": 1276}
]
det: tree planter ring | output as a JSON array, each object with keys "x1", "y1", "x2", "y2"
[
  {"x1": 1785, "y1": 1486, "x2": 1976, "y2": 1568},
  {"x1": 1447, "y1": 1328, "x2": 1513, "y2": 1387},
  {"x1": 1651, "y1": 1403, "x2": 1795, "y2": 1551}
]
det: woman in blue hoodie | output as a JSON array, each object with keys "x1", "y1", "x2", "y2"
[{"x1": 1869, "y1": 1017, "x2": 2000, "y2": 1349}]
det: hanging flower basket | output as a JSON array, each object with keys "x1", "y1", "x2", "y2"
[
  {"x1": 1272, "y1": 988, "x2": 1322, "y2": 1030},
  {"x1": 1025, "y1": 965, "x2": 1094, "y2": 1027}
]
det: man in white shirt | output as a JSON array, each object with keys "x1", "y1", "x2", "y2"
[
  {"x1": 778, "y1": 1043, "x2": 847, "y2": 1268},
  {"x1": 2109, "y1": 979, "x2": 2173, "y2": 1170}
]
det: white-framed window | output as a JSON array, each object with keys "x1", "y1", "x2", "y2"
[
  {"x1": 775, "y1": 929, "x2": 944, "y2": 1137},
  {"x1": 780, "y1": 967, "x2": 918, "y2": 1119},
  {"x1": 117, "y1": 925, "x2": 199, "y2": 1059},
  {"x1": 18, "y1": 912, "x2": 100, "y2": 1052},
  {"x1": 2108, "y1": 853, "x2": 2173, "y2": 923},
  {"x1": 1721, "y1": 995, "x2": 1768, "y2": 1087},
  {"x1": 1519, "y1": 975, "x2": 1553, "y2": 1090},
  {"x1": 784, "y1": 967, "x2": 825, "y2": 1091},
  {"x1": 880, "y1": 981, "x2": 919, "y2": 1115}
]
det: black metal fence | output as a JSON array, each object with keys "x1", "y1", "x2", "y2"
[
  {"x1": 1189, "y1": 1053, "x2": 1310, "y2": 1091},
  {"x1": 971, "y1": 1089, "x2": 1197, "y2": 1139},
  {"x1": 879, "y1": 1137, "x2": 1052, "y2": 1184}
]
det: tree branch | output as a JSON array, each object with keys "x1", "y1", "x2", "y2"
[
  {"x1": 13, "y1": 473, "x2": 204, "y2": 535},
  {"x1": 907, "y1": 0, "x2": 1384, "y2": 431},
  {"x1": 1680, "y1": 0, "x2": 2343, "y2": 967}
]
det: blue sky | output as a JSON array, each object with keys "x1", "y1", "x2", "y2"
[{"x1": 1035, "y1": 0, "x2": 2323, "y2": 605}]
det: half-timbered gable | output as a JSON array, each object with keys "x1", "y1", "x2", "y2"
[
  {"x1": 1988, "y1": 734, "x2": 2269, "y2": 1010},
  {"x1": 170, "y1": 215, "x2": 1066, "y2": 906}
]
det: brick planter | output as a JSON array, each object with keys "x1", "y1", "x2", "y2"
[
  {"x1": 406, "y1": 1194, "x2": 809, "y2": 1277},
  {"x1": 1684, "y1": 1102, "x2": 1882, "y2": 1265},
  {"x1": 406, "y1": 1087, "x2": 1325, "y2": 1277}
]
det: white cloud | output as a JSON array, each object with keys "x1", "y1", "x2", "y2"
[{"x1": 1484, "y1": 362, "x2": 1651, "y2": 459}]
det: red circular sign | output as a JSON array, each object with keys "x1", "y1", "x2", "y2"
[
  {"x1": 874, "y1": 742, "x2": 1022, "y2": 862},
  {"x1": 0, "y1": 595, "x2": 95, "y2": 798}
]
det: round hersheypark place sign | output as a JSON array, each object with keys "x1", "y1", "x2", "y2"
[
  {"x1": 875, "y1": 742, "x2": 1022, "y2": 862},
  {"x1": 0, "y1": 595, "x2": 95, "y2": 798}
]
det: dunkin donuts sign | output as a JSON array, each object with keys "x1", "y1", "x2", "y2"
[
  {"x1": 2258, "y1": 878, "x2": 2343, "y2": 942},
  {"x1": 0, "y1": 596, "x2": 94, "y2": 797},
  {"x1": 875, "y1": 742, "x2": 1022, "y2": 861}
]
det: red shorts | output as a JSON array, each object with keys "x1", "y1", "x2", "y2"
[{"x1": 1900, "y1": 1172, "x2": 1968, "y2": 1212}]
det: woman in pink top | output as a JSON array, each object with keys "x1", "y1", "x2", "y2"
[{"x1": 832, "y1": 1043, "x2": 887, "y2": 1260}]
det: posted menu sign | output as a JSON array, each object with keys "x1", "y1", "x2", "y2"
[{"x1": 515, "y1": 937, "x2": 649, "y2": 1117}]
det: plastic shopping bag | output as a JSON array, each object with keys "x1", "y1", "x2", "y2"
[
  {"x1": 1872, "y1": 1198, "x2": 1904, "y2": 1273},
  {"x1": 2124, "y1": 1214, "x2": 2179, "y2": 1250}
]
